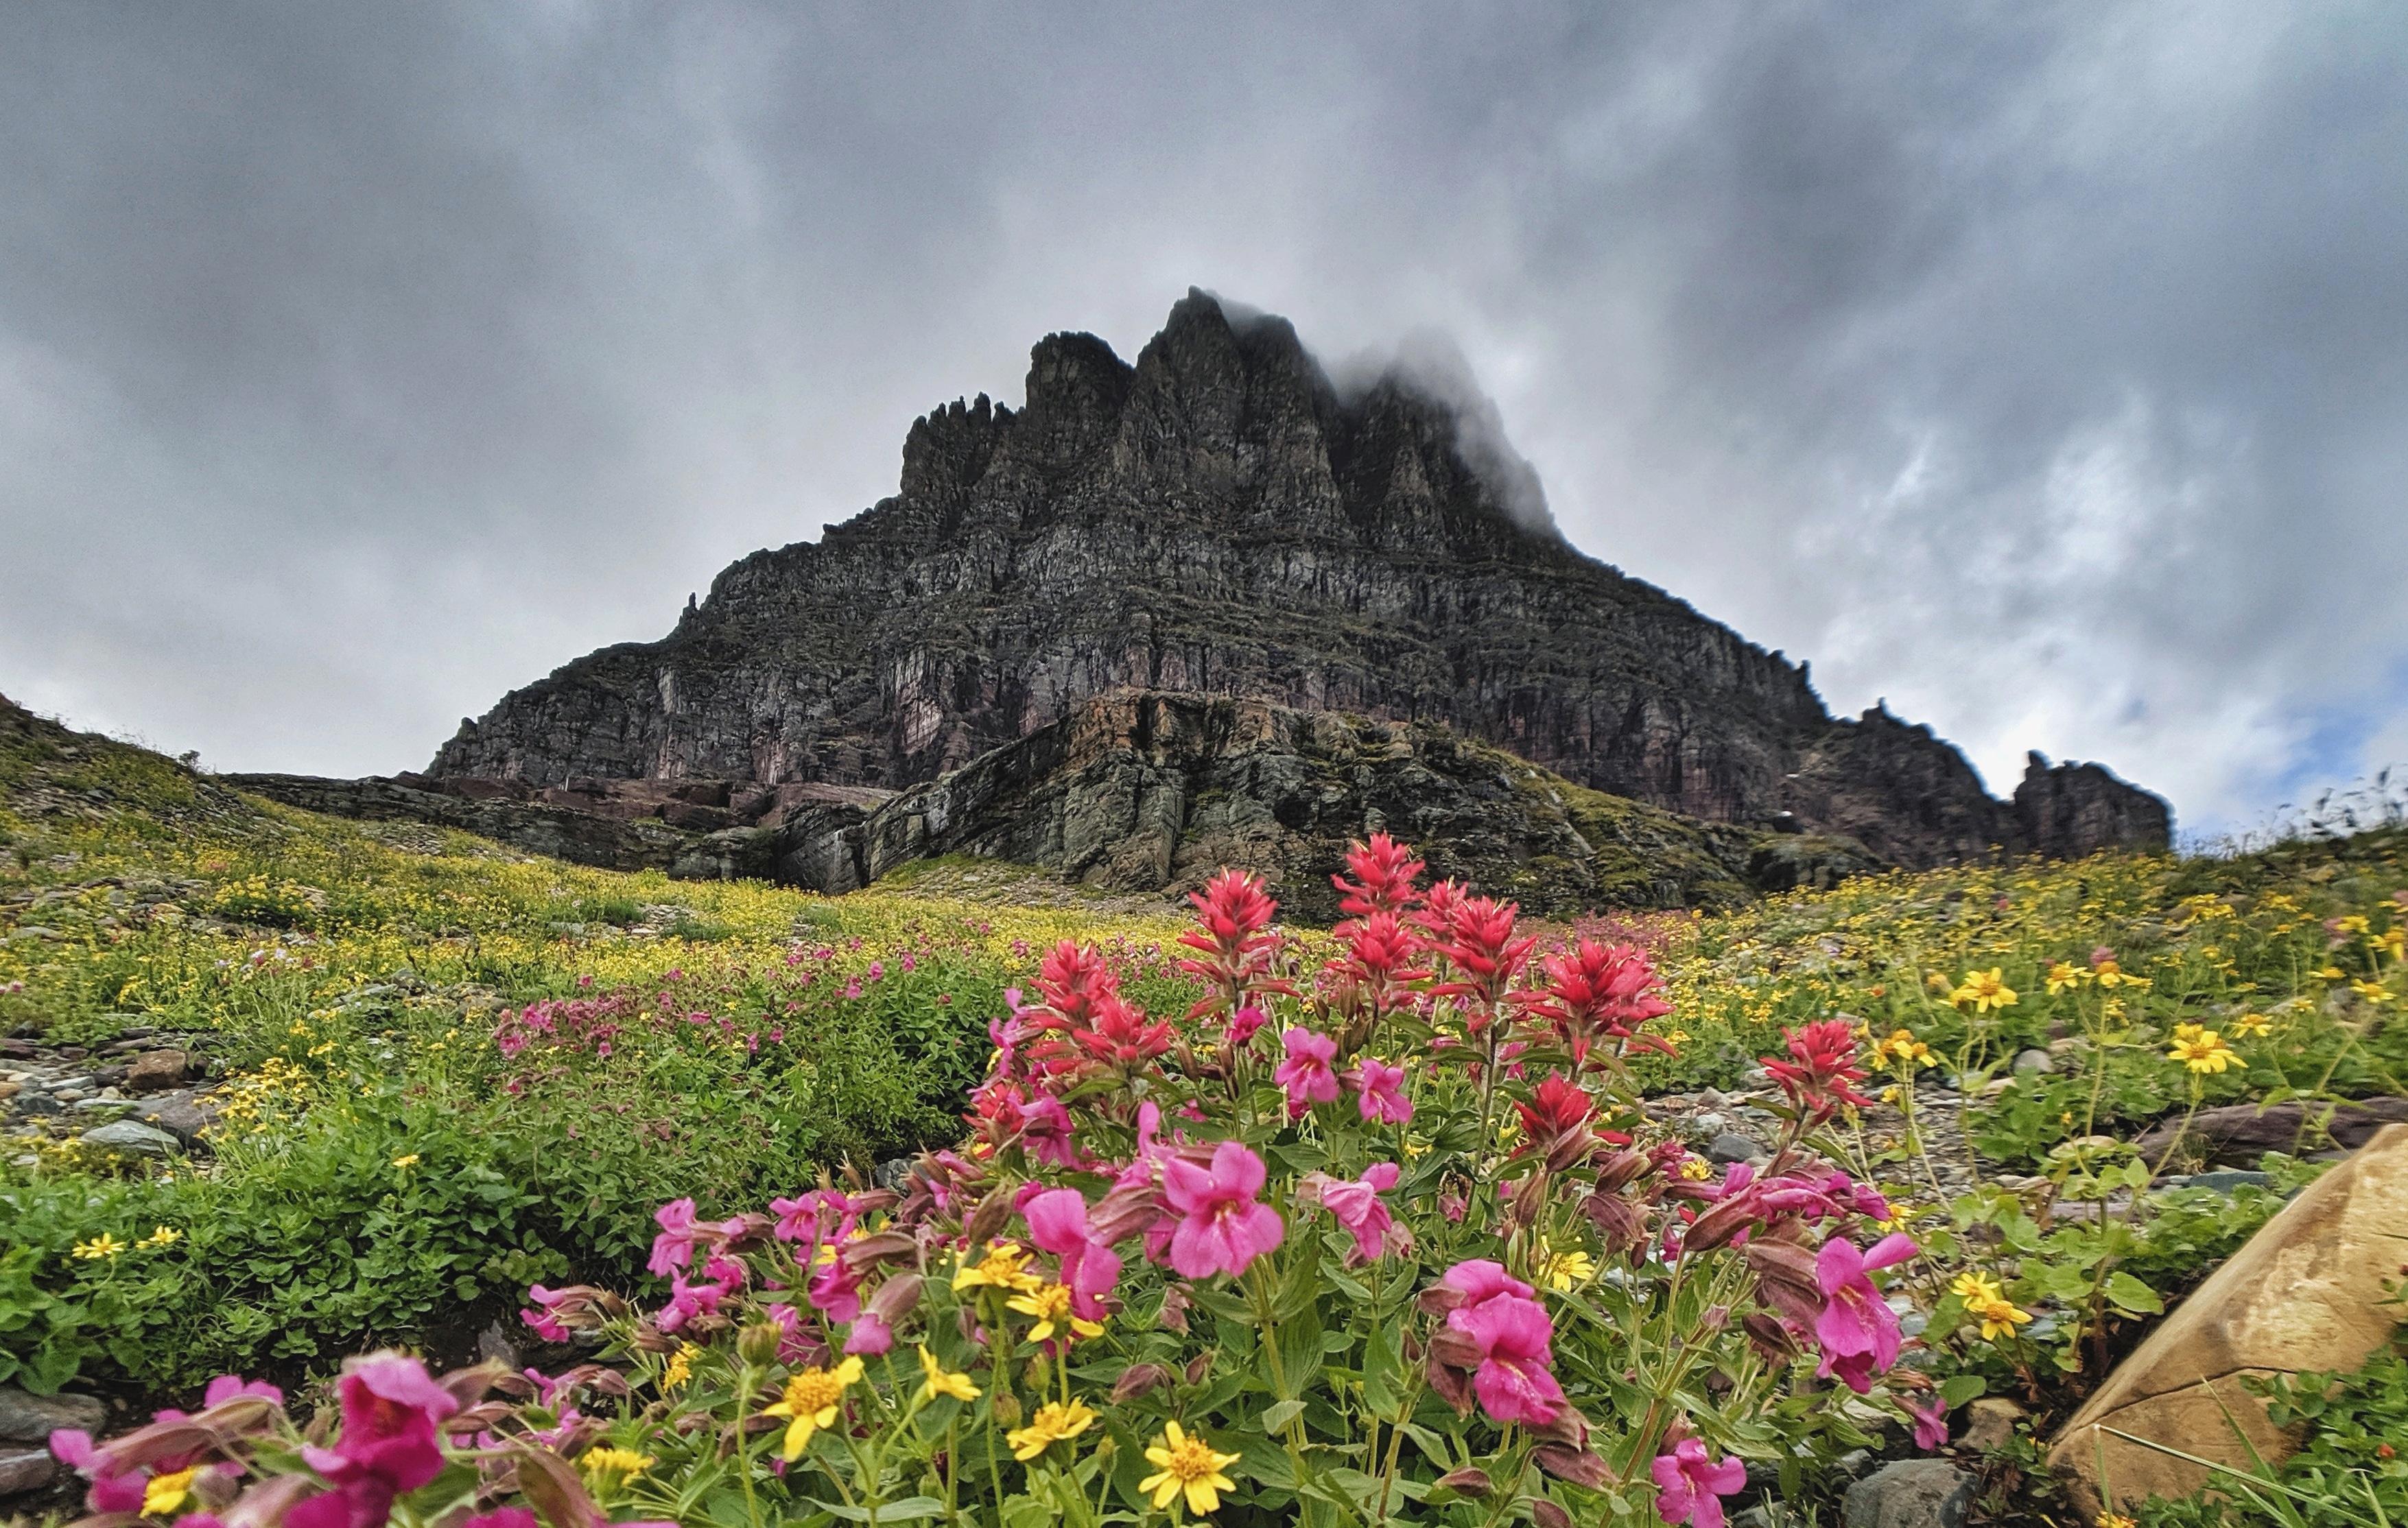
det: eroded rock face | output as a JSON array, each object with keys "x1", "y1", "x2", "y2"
[
  {"x1": 2047, "y1": 1123, "x2": 2408, "y2": 1514},
  {"x1": 760, "y1": 689, "x2": 1880, "y2": 920},
  {"x1": 424, "y1": 291, "x2": 2170, "y2": 868}
]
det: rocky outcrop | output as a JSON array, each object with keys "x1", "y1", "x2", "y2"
[
  {"x1": 425, "y1": 290, "x2": 2171, "y2": 868},
  {"x1": 224, "y1": 772, "x2": 708, "y2": 874},
  {"x1": 753, "y1": 690, "x2": 1878, "y2": 920},
  {"x1": 2012, "y1": 752, "x2": 2173, "y2": 861},
  {"x1": 2048, "y1": 1124, "x2": 2408, "y2": 1515}
]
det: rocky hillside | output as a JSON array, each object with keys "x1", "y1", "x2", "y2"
[
  {"x1": 428, "y1": 289, "x2": 2169, "y2": 869},
  {"x1": 239, "y1": 690, "x2": 1880, "y2": 920}
]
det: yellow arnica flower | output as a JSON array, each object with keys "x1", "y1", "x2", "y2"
[
  {"x1": 143, "y1": 1466, "x2": 200, "y2": 1516},
  {"x1": 762, "y1": 1356, "x2": 864, "y2": 1460},
  {"x1": 1972, "y1": 1296, "x2": 2033, "y2": 1341},
  {"x1": 2372, "y1": 929, "x2": 2406, "y2": 961},
  {"x1": 2097, "y1": 1514, "x2": 2139, "y2": 1528},
  {"x1": 1006, "y1": 1399, "x2": 1097, "y2": 1461},
  {"x1": 139, "y1": 1226, "x2": 182, "y2": 1249},
  {"x1": 659, "y1": 1344, "x2": 694, "y2": 1392},
  {"x1": 2230, "y1": 1012, "x2": 2271, "y2": 1038},
  {"x1": 2351, "y1": 980, "x2": 2396, "y2": 1006},
  {"x1": 1869, "y1": 1028, "x2": 1934, "y2": 1068},
  {"x1": 1535, "y1": 1245, "x2": 1596, "y2": 1291},
  {"x1": 1950, "y1": 1271, "x2": 2004, "y2": 1306},
  {"x1": 1678, "y1": 1157, "x2": 1714, "y2": 1182},
  {"x1": 1007, "y1": 1281, "x2": 1106, "y2": 1344},
  {"x1": 2044, "y1": 962, "x2": 2086, "y2": 995},
  {"x1": 1141, "y1": 1422, "x2": 1242, "y2": 1515},
  {"x1": 390, "y1": 1153, "x2": 420, "y2": 1170},
  {"x1": 1951, "y1": 969, "x2": 2018, "y2": 1012},
  {"x1": 2166, "y1": 1023, "x2": 2243, "y2": 1074},
  {"x1": 953, "y1": 1241, "x2": 1042, "y2": 1294},
  {"x1": 917, "y1": 1344, "x2": 980, "y2": 1403},
  {"x1": 580, "y1": 1446, "x2": 655, "y2": 1481},
  {"x1": 72, "y1": 1233, "x2": 125, "y2": 1261}
]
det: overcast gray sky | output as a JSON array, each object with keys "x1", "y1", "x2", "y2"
[{"x1": 5, "y1": 3, "x2": 2405, "y2": 835}]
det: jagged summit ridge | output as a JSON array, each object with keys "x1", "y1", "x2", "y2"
[{"x1": 430, "y1": 290, "x2": 2169, "y2": 869}]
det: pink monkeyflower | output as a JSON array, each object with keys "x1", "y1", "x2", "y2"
[
  {"x1": 1275, "y1": 1027, "x2": 1341, "y2": 1119},
  {"x1": 1024, "y1": 1188, "x2": 1124, "y2": 1320},
  {"x1": 289, "y1": 1353, "x2": 460, "y2": 1528},
  {"x1": 1813, "y1": 1232, "x2": 1918, "y2": 1393},
  {"x1": 1227, "y1": 1004, "x2": 1268, "y2": 1044},
  {"x1": 1449, "y1": 1290, "x2": 1563, "y2": 1425},
  {"x1": 807, "y1": 1255, "x2": 864, "y2": 1326},
  {"x1": 49, "y1": 1429, "x2": 149, "y2": 1515},
  {"x1": 1018, "y1": 1092, "x2": 1085, "y2": 1170},
  {"x1": 204, "y1": 1374, "x2": 285, "y2": 1407},
  {"x1": 843, "y1": 1313, "x2": 894, "y2": 1356},
  {"x1": 521, "y1": 1284, "x2": 573, "y2": 1343},
  {"x1": 1352, "y1": 1056, "x2": 1413, "y2": 1125},
  {"x1": 647, "y1": 1198, "x2": 700, "y2": 1278},
  {"x1": 656, "y1": 1269, "x2": 727, "y2": 1334},
  {"x1": 1159, "y1": 1139, "x2": 1285, "y2": 1280},
  {"x1": 1307, "y1": 1163, "x2": 1410, "y2": 1265},
  {"x1": 1651, "y1": 1438, "x2": 1747, "y2": 1528},
  {"x1": 1441, "y1": 1258, "x2": 1535, "y2": 1311},
  {"x1": 1907, "y1": 1396, "x2": 1950, "y2": 1451}
]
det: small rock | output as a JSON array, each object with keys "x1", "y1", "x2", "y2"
[
  {"x1": 142, "y1": 1100, "x2": 215, "y2": 1146},
  {"x1": 1692, "y1": 1111, "x2": 1730, "y2": 1136},
  {"x1": 1959, "y1": 1396, "x2": 2024, "y2": 1453},
  {"x1": 1707, "y1": 1132, "x2": 1769, "y2": 1165},
  {"x1": 871, "y1": 1156, "x2": 914, "y2": 1192},
  {"x1": 0, "y1": 1384, "x2": 106, "y2": 1443},
  {"x1": 124, "y1": 1049, "x2": 193, "y2": 1093},
  {"x1": 0, "y1": 1446, "x2": 62, "y2": 1496},
  {"x1": 14, "y1": 1095, "x2": 62, "y2": 1117},
  {"x1": 78, "y1": 1120, "x2": 184, "y2": 1157},
  {"x1": 1843, "y1": 1458, "x2": 1975, "y2": 1528},
  {"x1": 1977, "y1": 1078, "x2": 2014, "y2": 1099},
  {"x1": 2013, "y1": 1048, "x2": 2055, "y2": 1075},
  {"x1": 0, "y1": 1038, "x2": 34, "y2": 1060},
  {"x1": 72, "y1": 1098, "x2": 134, "y2": 1113}
]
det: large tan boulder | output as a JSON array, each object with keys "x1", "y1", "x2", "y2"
[{"x1": 2049, "y1": 1123, "x2": 2408, "y2": 1515}]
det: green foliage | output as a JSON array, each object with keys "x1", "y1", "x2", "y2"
[{"x1": 2138, "y1": 1337, "x2": 2408, "y2": 1528}]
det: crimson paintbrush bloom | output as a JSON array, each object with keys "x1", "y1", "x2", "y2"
[
  {"x1": 1517, "y1": 939, "x2": 1674, "y2": 1064},
  {"x1": 1759, "y1": 1019, "x2": 1876, "y2": 1121},
  {"x1": 1330, "y1": 832, "x2": 1426, "y2": 918}
]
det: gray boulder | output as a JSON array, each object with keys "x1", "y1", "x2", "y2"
[{"x1": 1843, "y1": 1459, "x2": 1975, "y2": 1528}]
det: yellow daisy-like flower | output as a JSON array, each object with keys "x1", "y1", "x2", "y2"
[
  {"x1": 1006, "y1": 1398, "x2": 1098, "y2": 1461},
  {"x1": 1142, "y1": 1422, "x2": 1242, "y2": 1515},
  {"x1": 2338, "y1": 915, "x2": 2372, "y2": 935},
  {"x1": 2165, "y1": 1023, "x2": 2243, "y2": 1074},
  {"x1": 143, "y1": 1466, "x2": 200, "y2": 1516},
  {"x1": 1678, "y1": 1156, "x2": 1714, "y2": 1182},
  {"x1": 659, "y1": 1343, "x2": 695, "y2": 1392},
  {"x1": 1007, "y1": 1280, "x2": 1106, "y2": 1344},
  {"x1": 761, "y1": 1356, "x2": 864, "y2": 1460},
  {"x1": 1951, "y1": 969, "x2": 2018, "y2": 1013},
  {"x1": 580, "y1": 1446, "x2": 655, "y2": 1483},
  {"x1": 390, "y1": 1153, "x2": 420, "y2": 1170},
  {"x1": 1950, "y1": 1271, "x2": 2005, "y2": 1306},
  {"x1": 1869, "y1": 1028, "x2": 1934, "y2": 1068},
  {"x1": 71, "y1": 1233, "x2": 125, "y2": 1261},
  {"x1": 139, "y1": 1225, "x2": 182, "y2": 1249},
  {"x1": 1534, "y1": 1243, "x2": 1596, "y2": 1292},
  {"x1": 917, "y1": 1344, "x2": 980, "y2": 1403},
  {"x1": 1972, "y1": 1296, "x2": 2033, "y2": 1341},
  {"x1": 952, "y1": 1240, "x2": 1042, "y2": 1295},
  {"x1": 2044, "y1": 962, "x2": 2086, "y2": 995},
  {"x1": 2230, "y1": 1012, "x2": 2271, "y2": 1038},
  {"x1": 2313, "y1": 964, "x2": 2348, "y2": 981},
  {"x1": 2097, "y1": 1514, "x2": 2138, "y2": 1528},
  {"x1": 1924, "y1": 971, "x2": 1957, "y2": 995},
  {"x1": 2350, "y1": 979, "x2": 2396, "y2": 1006},
  {"x1": 2371, "y1": 928, "x2": 2406, "y2": 962}
]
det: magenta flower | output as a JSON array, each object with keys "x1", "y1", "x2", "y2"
[
  {"x1": 1442, "y1": 1258, "x2": 1536, "y2": 1310},
  {"x1": 843, "y1": 1312, "x2": 894, "y2": 1356},
  {"x1": 1306, "y1": 1164, "x2": 1411, "y2": 1265},
  {"x1": 1019, "y1": 1092, "x2": 1085, "y2": 1170},
  {"x1": 656, "y1": 1268, "x2": 728, "y2": 1333},
  {"x1": 1159, "y1": 1139, "x2": 1285, "y2": 1280},
  {"x1": 1450, "y1": 1290, "x2": 1563, "y2": 1425},
  {"x1": 204, "y1": 1373, "x2": 285, "y2": 1407},
  {"x1": 521, "y1": 1283, "x2": 573, "y2": 1343},
  {"x1": 289, "y1": 1353, "x2": 460, "y2": 1528},
  {"x1": 647, "y1": 1197, "x2": 699, "y2": 1278},
  {"x1": 1813, "y1": 1232, "x2": 1917, "y2": 1393},
  {"x1": 1907, "y1": 1396, "x2": 1951, "y2": 1451},
  {"x1": 1352, "y1": 1056, "x2": 1413, "y2": 1124},
  {"x1": 1024, "y1": 1187, "x2": 1124, "y2": 1320},
  {"x1": 1275, "y1": 1027, "x2": 1341, "y2": 1119},
  {"x1": 1227, "y1": 1004, "x2": 1268, "y2": 1044},
  {"x1": 1651, "y1": 1438, "x2": 1747, "y2": 1528},
  {"x1": 48, "y1": 1429, "x2": 148, "y2": 1515}
]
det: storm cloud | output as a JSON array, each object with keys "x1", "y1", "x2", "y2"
[{"x1": 3, "y1": 2, "x2": 2404, "y2": 834}]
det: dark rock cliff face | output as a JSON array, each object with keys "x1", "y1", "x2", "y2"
[{"x1": 429, "y1": 289, "x2": 2171, "y2": 868}]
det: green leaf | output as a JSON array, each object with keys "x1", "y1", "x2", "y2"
[
  {"x1": 1940, "y1": 1373, "x2": 1989, "y2": 1406},
  {"x1": 1262, "y1": 1398, "x2": 1308, "y2": 1431},
  {"x1": 2105, "y1": 1271, "x2": 2164, "y2": 1314}
]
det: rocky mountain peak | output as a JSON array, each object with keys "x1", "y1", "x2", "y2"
[{"x1": 428, "y1": 291, "x2": 2171, "y2": 874}]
